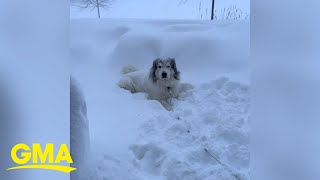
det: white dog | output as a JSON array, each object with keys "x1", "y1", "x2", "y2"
[{"x1": 118, "y1": 58, "x2": 192, "y2": 111}]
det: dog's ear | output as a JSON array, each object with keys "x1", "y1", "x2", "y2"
[
  {"x1": 169, "y1": 58, "x2": 180, "y2": 80},
  {"x1": 149, "y1": 58, "x2": 160, "y2": 82}
]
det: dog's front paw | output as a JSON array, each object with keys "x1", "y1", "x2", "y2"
[
  {"x1": 160, "y1": 100, "x2": 173, "y2": 111},
  {"x1": 164, "y1": 105, "x2": 173, "y2": 111}
]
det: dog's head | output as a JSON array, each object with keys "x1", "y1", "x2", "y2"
[{"x1": 149, "y1": 58, "x2": 180, "y2": 82}]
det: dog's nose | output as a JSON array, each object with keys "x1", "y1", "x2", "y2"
[{"x1": 162, "y1": 72, "x2": 167, "y2": 78}]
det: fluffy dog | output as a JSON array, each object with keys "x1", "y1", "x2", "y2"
[{"x1": 118, "y1": 58, "x2": 192, "y2": 111}]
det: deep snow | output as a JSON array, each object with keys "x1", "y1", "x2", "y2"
[{"x1": 70, "y1": 19, "x2": 249, "y2": 179}]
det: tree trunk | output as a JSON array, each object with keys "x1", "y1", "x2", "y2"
[
  {"x1": 96, "y1": 0, "x2": 101, "y2": 18},
  {"x1": 211, "y1": 0, "x2": 215, "y2": 20},
  {"x1": 97, "y1": 6, "x2": 100, "y2": 18}
]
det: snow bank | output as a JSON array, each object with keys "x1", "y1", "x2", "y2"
[
  {"x1": 71, "y1": 19, "x2": 249, "y2": 85},
  {"x1": 70, "y1": 19, "x2": 249, "y2": 179},
  {"x1": 70, "y1": 78, "x2": 91, "y2": 180}
]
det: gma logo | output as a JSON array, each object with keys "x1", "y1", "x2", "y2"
[{"x1": 7, "y1": 143, "x2": 76, "y2": 173}]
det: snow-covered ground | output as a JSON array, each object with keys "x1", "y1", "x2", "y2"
[
  {"x1": 70, "y1": 0, "x2": 250, "y2": 20},
  {"x1": 70, "y1": 19, "x2": 249, "y2": 179}
]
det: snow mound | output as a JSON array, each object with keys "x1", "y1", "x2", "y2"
[
  {"x1": 87, "y1": 77, "x2": 249, "y2": 180},
  {"x1": 129, "y1": 76, "x2": 250, "y2": 179}
]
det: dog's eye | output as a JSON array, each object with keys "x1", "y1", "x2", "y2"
[
  {"x1": 158, "y1": 66, "x2": 162, "y2": 68},
  {"x1": 167, "y1": 66, "x2": 170, "y2": 68}
]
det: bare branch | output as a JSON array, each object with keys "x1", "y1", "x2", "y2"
[{"x1": 71, "y1": 0, "x2": 114, "y2": 18}]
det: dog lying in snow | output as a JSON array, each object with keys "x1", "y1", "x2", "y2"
[{"x1": 118, "y1": 58, "x2": 193, "y2": 111}]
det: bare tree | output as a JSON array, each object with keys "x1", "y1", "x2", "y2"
[{"x1": 71, "y1": 0, "x2": 113, "y2": 18}]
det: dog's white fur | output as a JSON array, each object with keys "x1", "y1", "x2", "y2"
[{"x1": 118, "y1": 58, "x2": 192, "y2": 110}]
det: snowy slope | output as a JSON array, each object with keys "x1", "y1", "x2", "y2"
[
  {"x1": 70, "y1": 19, "x2": 249, "y2": 179},
  {"x1": 70, "y1": 0, "x2": 250, "y2": 20}
]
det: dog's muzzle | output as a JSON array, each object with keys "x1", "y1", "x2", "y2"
[{"x1": 162, "y1": 72, "x2": 167, "y2": 79}]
